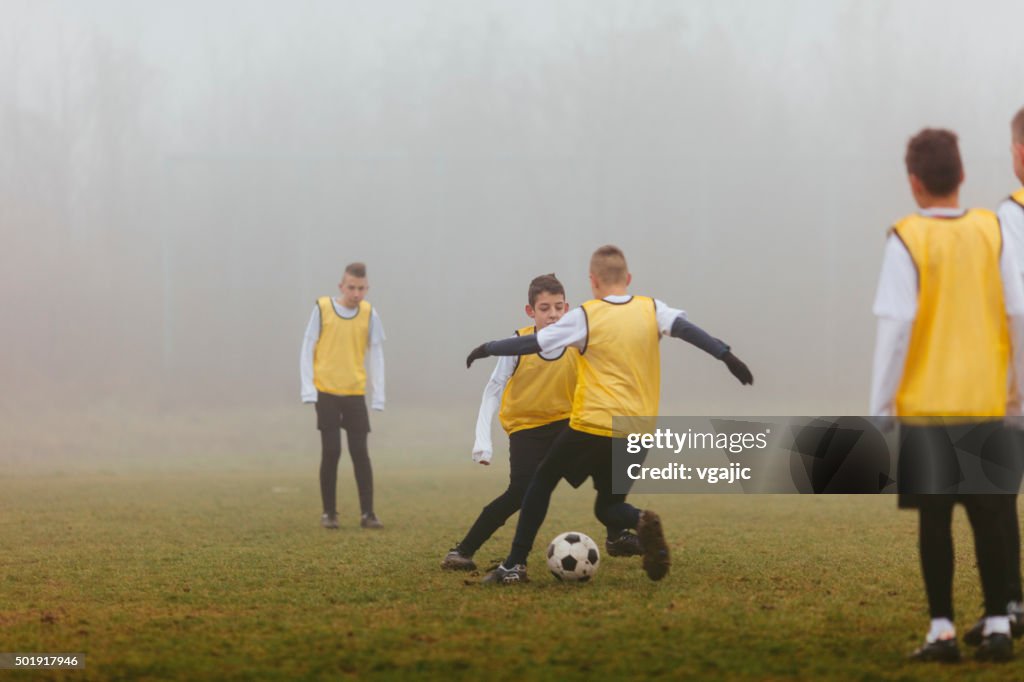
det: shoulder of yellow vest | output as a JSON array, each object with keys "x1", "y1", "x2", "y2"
[
  {"x1": 968, "y1": 207, "x2": 998, "y2": 220},
  {"x1": 1010, "y1": 188, "x2": 1024, "y2": 206},
  {"x1": 516, "y1": 325, "x2": 535, "y2": 337}
]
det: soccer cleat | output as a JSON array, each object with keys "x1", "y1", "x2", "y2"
[
  {"x1": 321, "y1": 512, "x2": 339, "y2": 529},
  {"x1": 481, "y1": 564, "x2": 528, "y2": 585},
  {"x1": 908, "y1": 637, "x2": 961, "y2": 663},
  {"x1": 636, "y1": 510, "x2": 670, "y2": 581},
  {"x1": 964, "y1": 618, "x2": 985, "y2": 647},
  {"x1": 605, "y1": 531, "x2": 642, "y2": 557},
  {"x1": 964, "y1": 603, "x2": 1024, "y2": 646},
  {"x1": 440, "y1": 547, "x2": 477, "y2": 571},
  {"x1": 360, "y1": 512, "x2": 383, "y2": 529},
  {"x1": 974, "y1": 633, "x2": 1013, "y2": 662}
]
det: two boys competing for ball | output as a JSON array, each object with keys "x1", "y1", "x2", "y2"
[
  {"x1": 441, "y1": 274, "x2": 642, "y2": 571},
  {"x1": 465, "y1": 246, "x2": 754, "y2": 585}
]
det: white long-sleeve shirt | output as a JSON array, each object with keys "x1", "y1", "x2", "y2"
[
  {"x1": 299, "y1": 300, "x2": 386, "y2": 409},
  {"x1": 471, "y1": 295, "x2": 687, "y2": 464},
  {"x1": 869, "y1": 207, "x2": 1024, "y2": 416}
]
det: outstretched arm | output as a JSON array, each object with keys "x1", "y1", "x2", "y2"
[
  {"x1": 669, "y1": 317, "x2": 753, "y2": 385},
  {"x1": 467, "y1": 334, "x2": 541, "y2": 367},
  {"x1": 655, "y1": 300, "x2": 752, "y2": 385},
  {"x1": 467, "y1": 308, "x2": 586, "y2": 368}
]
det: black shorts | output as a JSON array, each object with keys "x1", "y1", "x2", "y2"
[
  {"x1": 508, "y1": 420, "x2": 568, "y2": 483},
  {"x1": 542, "y1": 426, "x2": 644, "y2": 492},
  {"x1": 897, "y1": 421, "x2": 1023, "y2": 508},
  {"x1": 315, "y1": 392, "x2": 371, "y2": 434}
]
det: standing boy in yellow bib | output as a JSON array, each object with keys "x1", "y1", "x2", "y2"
[
  {"x1": 959, "y1": 106, "x2": 1024, "y2": 646},
  {"x1": 443, "y1": 274, "x2": 642, "y2": 571},
  {"x1": 467, "y1": 245, "x2": 753, "y2": 584},
  {"x1": 870, "y1": 129, "x2": 1024, "y2": 663},
  {"x1": 300, "y1": 262, "x2": 386, "y2": 530}
]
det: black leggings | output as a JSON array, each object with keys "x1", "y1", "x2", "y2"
[
  {"x1": 919, "y1": 495, "x2": 1008, "y2": 619},
  {"x1": 506, "y1": 427, "x2": 641, "y2": 567},
  {"x1": 320, "y1": 428, "x2": 373, "y2": 515},
  {"x1": 457, "y1": 421, "x2": 565, "y2": 555}
]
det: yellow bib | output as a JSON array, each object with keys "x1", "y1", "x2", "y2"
[
  {"x1": 570, "y1": 296, "x2": 661, "y2": 438},
  {"x1": 498, "y1": 325, "x2": 579, "y2": 434},
  {"x1": 1011, "y1": 188, "x2": 1024, "y2": 207},
  {"x1": 313, "y1": 297, "x2": 371, "y2": 396},
  {"x1": 893, "y1": 209, "x2": 1009, "y2": 418}
]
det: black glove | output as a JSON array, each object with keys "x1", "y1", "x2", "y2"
[
  {"x1": 722, "y1": 351, "x2": 753, "y2": 385},
  {"x1": 466, "y1": 343, "x2": 489, "y2": 368}
]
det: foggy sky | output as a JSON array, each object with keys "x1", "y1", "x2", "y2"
[{"x1": 3, "y1": 0, "x2": 1024, "y2": 422}]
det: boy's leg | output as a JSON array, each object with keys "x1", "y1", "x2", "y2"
[
  {"x1": 590, "y1": 436, "x2": 642, "y2": 532},
  {"x1": 319, "y1": 429, "x2": 342, "y2": 516},
  {"x1": 315, "y1": 392, "x2": 344, "y2": 525},
  {"x1": 346, "y1": 429, "x2": 374, "y2": 516},
  {"x1": 918, "y1": 498, "x2": 957, "y2": 621},
  {"x1": 963, "y1": 496, "x2": 1010, "y2": 618},
  {"x1": 501, "y1": 427, "x2": 587, "y2": 568},
  {"x1": 340, "y1": 396, "x2": 377, "y2": 524},
  {"x1": 590, "y1": 436, "x2": 667, "y2": 579},
  {"x1": 963, "y1": 495, "x2": 1015, "y2": 661},
  {"x1": 458, "y1": 422, "x2": 562, "y2": 556}
]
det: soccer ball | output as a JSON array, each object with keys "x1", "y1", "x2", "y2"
[{"x1": 546, "y1": 531, "x2": 600, "y2": 582}]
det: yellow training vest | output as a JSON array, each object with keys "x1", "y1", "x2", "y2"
[
  {"x1": 1011, "y1": 188, "x2": 1024, "y2": 207},
  {"x1": 313, "y1": 297, "x2": 371, "y2": 396},
  {"x1": 893, "y1": 209, "x2": 1009, "y2": 418},
  {"x1": 499, "y1": 326, "x2": 579, "y2": 434},
  {"x1": 570, "y1": 296, "x2": 661, "y2": 438}
]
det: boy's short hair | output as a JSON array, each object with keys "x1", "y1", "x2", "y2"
[
  {"x1": 590, "y1": 245, "x2": 629, "y2": 285},
  {"x1": 904, "y1": 128, "x2": 963, "y2": 197},
  {"x1": 344, "y1": 262, "x2": 367, "y2": 279},
  {"x1": 1012, "y1": 107, "x2": 1024, "y2": 144},
  {"x1": 527, "y1": 273, "x2": 565, "y2": 307}
]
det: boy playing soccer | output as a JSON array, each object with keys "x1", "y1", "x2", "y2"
[
  {"x1": 300, "y1": 262, "x2": 386, "y2": 530},
  {"x1": 466, "y1": 245, "x2": 753, "y2": 584},
  {"x1": 442, "y1": 274, "x2": 641, "y2": 571},
  {"x1": 869, "y1": 128, "x2": 1024, "y2": 662}
]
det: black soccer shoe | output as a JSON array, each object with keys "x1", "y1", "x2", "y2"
[
  {"x1": 909, "y1": 637, "x2": 960, "y2": 663},
  {"x1": 481, "y1": 564, "x2": 528, "y2": 586},
  {"x1": 974, "y1": 633, "x2": 1013, "y2": 662},
  {"x1": 964, "y1": 618, "x2": 985, "y2": 647},
  {"x1": 964, "y1": 604, "x2": 1024, "y2": 646},
  {"x1": 321, "y1": 512, "x2": 339, "y2": 530},
  {"x1": 637, "y1": 510, "x2": 670, "y2": 581},
  {"x1": 605, "y1": 531, "x2": 642, "y2": 557},
  {"x1": 440, "y1": 547, "x2": 477, "y2": 571},
  {"x1": 360, "y1": 512, "x2": 383, "y2": 529}
]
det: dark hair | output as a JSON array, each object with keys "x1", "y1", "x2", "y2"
[
  {"x1": 905, "y1": 128, "x2": 963, "y2": 196},
  {"x1": 590, "y1": 244, "x2": 628, "y2": 285},
  {"x1": 528, "y1": 273, "x2": 565, "y2": 307},
  {"x1": 1013, "y1": 107, "x2": 1024, "y2": 144},
  {"x1": 344, "y1": 262, "x2": 366, "y2": 278}
]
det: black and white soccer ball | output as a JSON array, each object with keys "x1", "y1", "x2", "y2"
[{"x1": 546, "y1": 531, "x2": 600, "y2": 582}]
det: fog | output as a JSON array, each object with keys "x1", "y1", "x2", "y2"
[{"x1": 3, "y1": 1, "x2": 1024, "y2": 463}]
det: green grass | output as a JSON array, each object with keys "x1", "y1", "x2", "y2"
[{"x1": 1, "y1": 408, "x2": 1021, "y2": 680}]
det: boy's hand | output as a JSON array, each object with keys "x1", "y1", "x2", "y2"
[
  {"x1": 466, "y1": 343, "x2": 489, "y2": 368},
  {"x1": 722, "y1": 351, "x2": 753, "y2": 385}
]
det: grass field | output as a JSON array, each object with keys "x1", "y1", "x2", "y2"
[{"x1": 2, "y1": 408, "x2": 1023, "y2": 680}]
